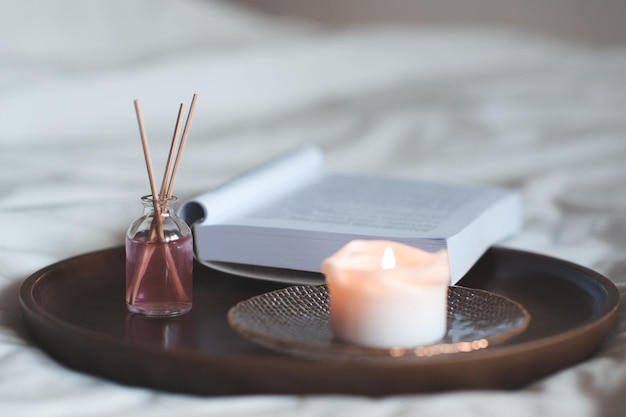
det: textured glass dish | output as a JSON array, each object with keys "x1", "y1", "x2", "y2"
[{"x1": 228, "y1": 285, "x2": 531, "y2": 360}]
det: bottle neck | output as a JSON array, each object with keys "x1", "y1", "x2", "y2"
[{"x1": 141, "y1": 195, "x2": 178, "y2": 216}]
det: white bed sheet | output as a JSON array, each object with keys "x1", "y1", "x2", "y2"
[{"x1": 1, "y1": 1, "x2": 626, "y2": 416}]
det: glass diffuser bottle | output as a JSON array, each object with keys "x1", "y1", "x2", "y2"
[{"x1": 126, "y1": 195, "x2": 193, "y2": 316}]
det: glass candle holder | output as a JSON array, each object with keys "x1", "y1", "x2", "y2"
[{"x1": 126, "y1": 195, "x2": 193, "y2": 316}]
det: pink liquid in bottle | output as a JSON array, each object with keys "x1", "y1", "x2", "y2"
[{"x1": 126, "y1": 233, "x2": 193, "y2": 316}]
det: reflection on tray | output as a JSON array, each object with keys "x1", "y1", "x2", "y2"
[{"x1": 125, "y1": 314, "x2": 193, "y2": 350}]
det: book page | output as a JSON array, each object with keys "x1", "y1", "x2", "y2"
[
  {"x1": 231, "y1": 173, "x2": 508, "y2": 238},
  {"x1": 178, "y1": 144, "x2": 323, "y2": 226}
]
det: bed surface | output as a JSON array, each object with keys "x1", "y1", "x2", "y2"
[{"x1": 1, "y1": 1, "x2": 626, "y2": 416}]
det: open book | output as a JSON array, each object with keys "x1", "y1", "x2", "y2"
[{"x1": 179, "y1": 145, "x2": 521, "y2": 284}]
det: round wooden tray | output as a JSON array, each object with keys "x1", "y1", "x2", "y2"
[{"x1": 19, "y1": 247, "x2": 619, "y2": 396}]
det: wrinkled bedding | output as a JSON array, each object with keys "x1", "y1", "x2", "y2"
[{"x1": 1, "y1": 1, "x2": 626, "y2": 416}]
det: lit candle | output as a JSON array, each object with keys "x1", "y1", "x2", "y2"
[{"x1": 322, "y1": 240, "x2": 450, "y2": 348}]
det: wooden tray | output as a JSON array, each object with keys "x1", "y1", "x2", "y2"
[{"x1": 19, "y1": 247, "x2": 619, "y2": 396}]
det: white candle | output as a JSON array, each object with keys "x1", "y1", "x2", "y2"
[{"x1": 322, "y1": 240, "x2": 450, "y2": 348}]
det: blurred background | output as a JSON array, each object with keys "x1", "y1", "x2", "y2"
[{"x1": 238, "y1": 0, "x2": 626, "y2": 45}]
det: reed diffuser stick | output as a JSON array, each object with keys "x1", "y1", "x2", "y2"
[
  {"x1": 133, "y1": 100, "x2": 161, "y2": 210},
  {"x1": 165, "y1": 93, "x2": 198, "y2": 199},
  {"x1": 130, "y1": 100, "x2": 162, "y2": 304},
  {"x1": 159, "y1": 103, "x2": 186, "y2": 201}
]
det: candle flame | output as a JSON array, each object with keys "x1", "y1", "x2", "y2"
[{"x1": 381, "y1": 246, "x2": 395, "y2": 270}]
